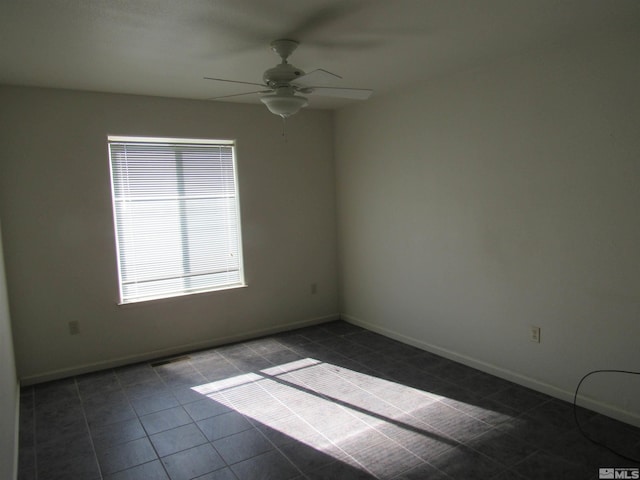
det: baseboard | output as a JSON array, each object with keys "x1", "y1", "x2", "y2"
[
  {"x1": 20, "y1": 313, "x2": 340, "y2": 386},
  {"x1": 342, "y1": 313, "x2": 640, "y2": 428}
]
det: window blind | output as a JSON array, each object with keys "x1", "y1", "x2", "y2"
[{"x1": 108, "y1": 137, "x2": 244, "y2": 304}]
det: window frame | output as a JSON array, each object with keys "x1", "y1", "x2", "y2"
[{"x1": 107, "y1": 135, "x2": 246, "y2": 305}]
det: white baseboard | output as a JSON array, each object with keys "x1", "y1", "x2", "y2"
[
  {"x1": 342, "y1": 314, "x2": 640, "y2": 428},
  {"x1": 20, "y1": 313, "x2": 339, "y2": 386}
]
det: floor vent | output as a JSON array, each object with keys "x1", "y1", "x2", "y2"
[{"x1": 150, "y1": 355, "x2": 191, "y2": 367}]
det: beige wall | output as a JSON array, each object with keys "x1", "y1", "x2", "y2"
[
  {"x1": 336, "y1": 30, "x2": 640, "y2": 425},
  {"x1": 0, "y1": 220, "x2": 19, "y2": 480},
  {"x1": 0, "y1": 87, "x2": 338, "y2": 382}
]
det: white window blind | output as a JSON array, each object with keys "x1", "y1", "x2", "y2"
[{"x1": 108, "y1": 136, "x2": 244, "y2": 304}]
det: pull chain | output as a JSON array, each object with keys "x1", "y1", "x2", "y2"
[{"x1": 281, "y1": 115, "x2": 288, "y2": 143}]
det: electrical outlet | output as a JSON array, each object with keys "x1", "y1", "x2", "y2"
[
  {"x1": 530, "y1": 326, "x2": 541, "y2": 343},
  {"x1": 68, "y1": 321, "x2": 80, "y2": 335},
  {"x1": 310, "y1": 283, "x2": 318, "y2": 295}
]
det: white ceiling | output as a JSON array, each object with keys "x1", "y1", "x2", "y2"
[{"x1": 1, "y1": 0, "x2": 639, "y2": 109}]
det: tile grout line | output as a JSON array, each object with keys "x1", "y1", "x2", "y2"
[
  {"x1": 22, "y1": 321, "x2": 635, "y2": 480},
  {"x1": 206, "y1": 335, "x2": 372, "y2": 479},
  {"x1": 257, "y1": 338, "x2": 386, "y2": 478},
  {"x1": 123, "y1": 361, "x2": 181, "y2": 480},
  {"x1": 75, "y1": 376, "x2": 104, "y2": 480},
  {"x1": 152, "y1": 357, "x2": 254, "y2": 479},
  {"x1": 264, "y1": 360, "x2": 391, "y2": 478},
  {"x1": 294, "y1": 362, "x2": 432, "y2": 471},
  {"x1": 208, "y1": 369, "x2": 319, "y2": 479},
  {"x1": 281, "y1": 359, "x2": 445, "y2": 466}
]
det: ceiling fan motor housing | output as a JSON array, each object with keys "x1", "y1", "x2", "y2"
[{"x1": 263, "y1": 63, "x2": 305, "y2": 88}]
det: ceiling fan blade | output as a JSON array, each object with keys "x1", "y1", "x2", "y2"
[
  {"x1": 305, "y1": 38, "x2": 382, "y2": 50},
  {"x1": 306, "y1": 87, "x2": 373, "y2": 100},
  {"x1": 284, "y1": 1, "x2": 368, "y2": 39},
  {"x1": 292, "y1": 69, "x2": 342, "y2": 87},
  {"x1": 204, "y1": 77, "x2": 267, "y2": 88},
  {"x1": 208, "y1": 90, "x2": 271, "y2": 100}
]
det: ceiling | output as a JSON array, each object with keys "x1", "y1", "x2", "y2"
[{"x1": 1, "y1": 0, "x2": 639, "y2": 109}]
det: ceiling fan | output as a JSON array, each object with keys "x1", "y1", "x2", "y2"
[{"x1": 204, "y1": 39, "x2": 373, "y2": 118}]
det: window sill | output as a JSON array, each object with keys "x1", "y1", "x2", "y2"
[{"x1": 115, "y1": 284, "x2": 248, "y2": 308}]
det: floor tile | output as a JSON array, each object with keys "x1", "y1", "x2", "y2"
[
  {"x1": 82, "y1": 389, "x2": 130, "y2": 409},
  {"x1": 90, "y1": 417, "x2": 147, "y2": 450},
  {"x1": 197, "y1": 410, "x2": 253, "y2": 441},
  {"x1": 496, "y1": 413, "x2": 571, "y2": 451},
  {"x1": 36, "y1": 431, "x2": 101, "y2": 480},
  {"x1": 441, "y1": 395, "x2": 519, "y2": 427},
  {"x1": 34, "y1": 390, "x2": 82, "y2": 415},
  {"x1": 131, "y1": 391, "x2": 180, "y2": 416},
  {"x1": 245, "y1": 337, "x2": 291, "y2": 355},
  {"x1": 35, "y1": 401, "x2": 88, "y2": 444},
  {"x1": 465, "y1": 428, "x2": 538, "y2": 467},
  {"x1": 413, "y1": 401, "x2": 494, "y2": 443},
  {"x1": 171, "y1": 384, "x2": 210, "y2": 404},
  {"x1": 513, "y1": 450, "x2": 591, "y2": 480},
  {"x1": 255, "y1": 415, "x2": 330, "y2": 448},
  {"x1": 155, "y1": 361, "x2": 208, "y2": 388},
  {"x1": 394, "y1": 462, "x2": 453, "y2": 479},
  {"x1": 84, "y1": 399, "x2": 138, "y2": 428},
  {"x1": 18, "y1": 444, "x2": 35, "y2": 474},
  {"x1": 193, "y1": 467, "x2": 239, "y2": 479},
  {"x1": 382, "y1": 343, "x2": 427, "y2": 362},
  {"x1": 17, "y1": 466, "x2": 36, "y2": 480},
  {"x1": 295, "y1": 326, "x2": 336, "y2": 343},
  {"x1": 96, "y1": 436, "x2": 158, "y2": 475},
  {"x1": 350, "y1": 441, "x2": 423, "y2": 479},
  {"x1": 103, "y1": 459, "x2": 169, "y2": 480},
  {"x1": 423, "y1": 359, "x2": 481, "y2": 383},
  {"x1": 491, "y1": 469, "x2": 530, "y2": 480},
  {"x1": 455, "y1": 370, "x2": 513, "y2": 399},
  {"x1": 196, "y1": 361, "x2": 244, "y2": 382},
  {"x1": 279, "y1": 441, "x2": 337, "y2": 472},
  {"x1": 429, "y1": 445, "x2": 506, "y2": 479},
  {"x1": 213, "y1": 428, "x2": 274, "y2": 464},
  {"x1": 550, "y1": 427, "x2": 632, "y2": 468},
  {"x1": 150, "y1": 423, "x2": 208, "y2": 457},
  {"x1": 140, "y1": 406, "x2": 192, "y2": 435},
  {"x1": 34, "y1": 378, "x2": 80, "y2": 408},
  {"x1": 18, "y1": 321, "x2": 640, "y2": 480},
  {"x1": 228, "y1": 353, "x2": 274, "y2": 372},
  {"x1": 183, "y1": 397, "x2": 232, "y2": 421},
  {"x1": 521, "y1": 398, "x2": 597, "y2": 431},
  {"x1": 274, "y1": 332, "x2": 314, "y2": 348},
  {"x1": 305, "y1": 460, "x2": 377, "y2": 479},
  {"x1": 485, "y1": 385, "x2": 551, "y2": 413},
  {"x1": 115, "y1": 363, "x2": 161, "y2": 386},
  {"x1": 123, "y1": 378, "x2": 169, "y2": 400},
  {"x1": 77, "y1": 370, "x2": 122, "y2": 399},
  {"x1": 315, "y1": 337, "x2": 372, "y2": 357},
  {"x1": 161, "y1": 443, "x2": 225, "y2": 480},
  {"x1": 374, "y1": 420, "x2": 458, "y2": 461},
  {"x1": 261, "y1": 349, "x2": 305, "y2": 366},
  {"x1": 580, "y1": 413, "x2": 640, "y2": 457},
  {"x1": 230, "y1": 450, "x2": 300, "y2": 480}
]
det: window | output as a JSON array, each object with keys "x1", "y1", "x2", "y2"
[{"x1": 108, "y1": 136, "x2": 245, "y2": 304}]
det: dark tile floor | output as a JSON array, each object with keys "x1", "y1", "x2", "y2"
[{"x1": 18, "y1": 321, "x2": 640, "y2": 480}]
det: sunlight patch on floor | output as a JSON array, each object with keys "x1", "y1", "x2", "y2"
[{"x1": 192, "y1": 358, "x2": 464, "y2": 476}]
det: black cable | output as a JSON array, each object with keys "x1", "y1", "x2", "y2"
[{"x1": 573, "y1": 369, "x2": 640, "y2": 463}]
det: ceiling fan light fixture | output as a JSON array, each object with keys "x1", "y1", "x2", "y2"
[
  {"x1": 205, "y1": 39, "x2": 373, "y2": 123},
  {"x1": 260, "y1": 93, "x2": 308, "y2": 118}
]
